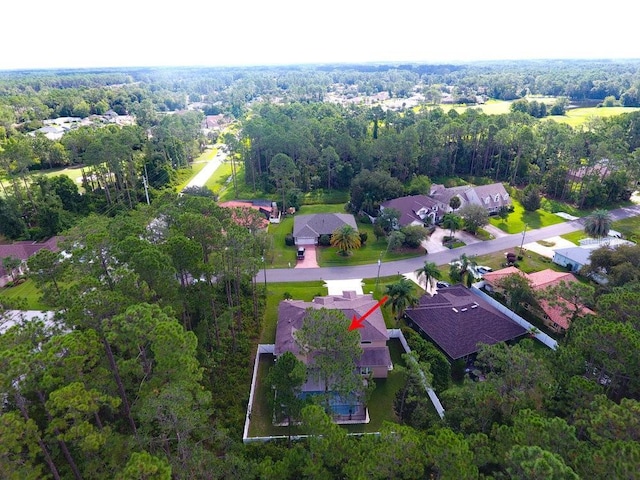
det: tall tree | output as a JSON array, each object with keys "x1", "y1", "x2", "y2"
[
  {"x1": 269, "y1": 153, "x2": 298, "y2": 212},
  {"x1": 415, "y1": 261, "x2": 441, "y2": 290},
  {"x1": 442, "y1": 212, "x2": 461, "y2": 239},
  {"x1": 295, "y1": 308, "x2": 363, "y2": 409},
  {"x1": 385, "y1": 277, "x2": 419, "y2": 323}
]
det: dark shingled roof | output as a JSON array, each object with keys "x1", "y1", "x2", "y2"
[{"x1": 405, "y1": 285, "x2": 526, "y2": 360}]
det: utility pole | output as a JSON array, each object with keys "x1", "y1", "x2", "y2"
[
  {"x1": 142, "y1": 163, "x2": 150, "y2": 205},
  {"x1": 519, "y1": 223, "x2": 528, "y2": 256}
]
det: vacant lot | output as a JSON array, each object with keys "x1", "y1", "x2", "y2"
[{"x1": 490, "y1": 199, "x2": 565, "y2": 233}]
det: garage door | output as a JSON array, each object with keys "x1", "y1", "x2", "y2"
[{"x1": 296, "y1": 237, "x2": 317, "y2": 245}]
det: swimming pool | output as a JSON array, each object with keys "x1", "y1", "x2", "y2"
[{"x1": 299, "y1": 391, "x2": 359, "y2": 416}]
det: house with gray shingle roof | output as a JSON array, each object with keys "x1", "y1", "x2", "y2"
[
  {"x1": 275, "y1": 291, "x2": 392, "y2": 382},
  {"x1": 430, "y1": 182, "x2": 511, "y2": 215},
  {"x1": 292, "y1": 213, "x2": 358, "y2": 246},
  {"x1": 380, "y1": 195, "x2": 447, "y2": 227}
]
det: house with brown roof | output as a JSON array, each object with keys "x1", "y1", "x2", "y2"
[
  {"x1": 404, "y1": 285, "x2": 527, "y2": 360},
  {"x1": 430, "y1": 182, "x2": 511, "y2": 215},
  {"x1": 292, "y1": 213, "x2": 358, "y2": 246},
  {"x1": 218, "y1": 200, "x2": 273, "y2": 230},
  {"x1": 482, "y1": 267, "x2": 595, "y2": 334},
  {"x1": 380, "y1": 194, "x2": 447, "y2": 227},
  {"x1": 275, "y1": 291, "x2": 392, "y2": 381},
  {"x1": 0, "y1": 237, "x2": 61, "y2": 287}
]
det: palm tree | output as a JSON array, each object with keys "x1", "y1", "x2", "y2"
[
  {"x1": 450, "y1": 253, "x2": 478, "y2": 287},
  {"x1": 442, "y1": 213, "x2": 461, "y2": 239},
  {"x1": 330, "y1": 225, "x2": 361, "y2": 256},
  {"x1": 449, "y1": 196, "x2": 461, "y2": 212},
  {"x1": 415, "y1": 261, "x2": 442, "y2": 291},
  {"x1": 583, "y1": 209, "x2": 612, "y2": 238},
  {"x1": 385, "y1": 278, "x2": 419, "y2": 323}
]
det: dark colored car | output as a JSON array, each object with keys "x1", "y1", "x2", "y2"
[{"x1": 297, "y1": 247, "x2": 306, "y2": 260}]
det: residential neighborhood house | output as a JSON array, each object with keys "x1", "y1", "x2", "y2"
[
  {"x1": 482, "y1": 267, "x2": 595, "y2": 334},
  {"x1": 274, "y1": 291, "x2": 392, "y2": 422},
  {"x1": 380, "y1": 195, "x2": 447, "y2": 227},
  {"x1": 218, "y1": 200, "x2": 275, "y2": 230},
  {"x1": 292, "y1": 213, "x2": 358, "y2": 246},
  {"x1": 275, "y1": 291, "x2": 392, "y2": 379},
  {"x1": 430, "y1": 182, "x2": 511, "y2": 215},
  {"x1": 552, "y1": 236, "x2": 634, "y2": 276},
  {"x1": 0, "y1": 237, "x2": 61, "y2": 287},
  {"x1": 404, "y1": 285, "x2": 527, "y2": 360}
]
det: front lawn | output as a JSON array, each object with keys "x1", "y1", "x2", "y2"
[
  {"x1": 260, "y1": 281, "x2": 327, "y2": 343},
  {"x1": 265, "y1": 207, "x2": 425, "y2": 268},
  {"x1": 489, "y1": 199, "x2": 565, "y2": 234}
]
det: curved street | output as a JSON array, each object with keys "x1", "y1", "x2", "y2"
[{"x1": 258, "y1": 204, "x2": 640, "y2": 283}]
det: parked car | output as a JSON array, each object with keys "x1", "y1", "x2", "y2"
[
  {"x1": 297, "y1": 247, "x2": 306, "y2": 260},
  {"x1": 436, "y1": 281, "x2": 451, "y2": 288},
  {"x1": 476, "y1": 266, "x2": 493, "y2": 275}
]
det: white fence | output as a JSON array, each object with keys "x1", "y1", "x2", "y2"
[{"x1": 243, "y1": 331, "x2": 446, "y2": 443}]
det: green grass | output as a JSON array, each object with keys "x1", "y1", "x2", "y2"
[
  {"x1": 489, "y1": 199, "x2": 565, "y2": 233},
  {"x1": 539, "y1": 198, "x2": 587, "y2": 217},
  {"x1": 204, "y1": 161, "x2": 233, "y2": 194},
  {"x1": 545, "y1": 106, "x2": 640, "y2": 128},
  {"x1": 265, "y1": 217, "x2": 297, "y2": 268},
  {"x1": 260, "y1": 281, "x2": 327, "y2": 343},
  {"x1": 0, "y1": 279, "x2": 47, "y2": 310},
  {"x1": 611, "y1": 216, "x2": 640, "y2": 243},
  {"x1": 560, "y1": 231, "x2": 586, "y2": 244},
  {"x1": 174, "y1": 162, "x2": 208, "y2": 192},
  {"x1": 265, "y1": 206, "x2": 424, "y2": 268}
]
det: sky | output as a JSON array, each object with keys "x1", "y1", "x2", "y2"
[{"x1": 3, "y1": 0, "x2": 639, "y2": 71}]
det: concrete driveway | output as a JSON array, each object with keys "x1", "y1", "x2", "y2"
[
  {"x1": 422, "y1": 226, "x2": 483, "y2": 254},
  {"x1": 295, "y1": 245, "x2": 319, "y2": 268}
]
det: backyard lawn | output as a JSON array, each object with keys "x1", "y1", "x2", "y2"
[
  {"x1": 0, "y1": 279, "x2": 47, "y2": 310},
  {"x1": 490, "y1": 199, "x2": 565, "y2": 233},
  {"x1": 247, "y1": 339, "x2": 409, "y2": 438}
]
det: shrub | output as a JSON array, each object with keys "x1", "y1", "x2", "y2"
[
  {"x1": 358, "y1": 214, "x2": 372, "y2": 224},
  {"x1": 359, "y1": 232, "x2": 368, "y2": 245},
  {"x1": 285, "y1": 234, "x2": 294, "y2": 246},
  {"x1": 401, "y1": 225, "x2": 428, "y2": 248},
  {"x1": 318, "y1": 234, "x2": 331, "y2": 246}
]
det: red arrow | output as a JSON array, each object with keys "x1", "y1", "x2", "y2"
[{"x1": 349, "y1": 295, "x2": 389, "y2": 331}]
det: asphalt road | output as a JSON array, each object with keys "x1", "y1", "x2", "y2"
[{"x1": 258, "y1": 204, "x2": 640, "y2": 283}]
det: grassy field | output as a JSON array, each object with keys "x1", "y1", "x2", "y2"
[
  {"x1": 0, "y1": 279, "x2": 47, "y2": 310},
  {"x1": 490, "y1": 199, "x2": 565, "y2": 233},
  {"x1": 545, "y1": 106, "x2": 640, "y2": 128}
]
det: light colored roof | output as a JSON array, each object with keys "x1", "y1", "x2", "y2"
[
  {"x1": 293, "y1": 213, "x2": 357, "y2": 238},
  {"x1": 553, "y1": 247, "x2": 593, "y2": 266}
]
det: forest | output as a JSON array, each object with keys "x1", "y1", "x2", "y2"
[{"x1": 1, "y1": 61, "x2": 640, "y2": 478}]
